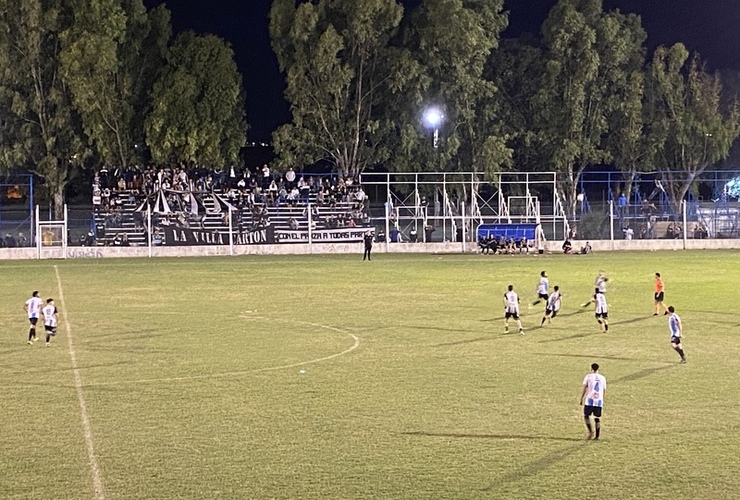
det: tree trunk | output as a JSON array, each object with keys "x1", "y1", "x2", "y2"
[{"x1": 52, "y1": 180, "x2": 67, "y2": 220}]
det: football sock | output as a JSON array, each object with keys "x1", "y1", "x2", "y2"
[
  {"x1": 540, "y1": 317, "x2": 546, "y2": 326},
  {"x1": 46, "y1": 334, "x2": 51, "y2": 343},
  {"x1": 28, "y1": 329, "x2": 34, "y2": 341},
  {"x1": 594, "y1": 418, "x2": 601, "y2": 438},
  {"x1": 604, "y1": 322, "x2": 609, "y2": 331},
  {"x1": 677, "y1": 348, "x2": 685, "y2": 359},
  {"x1": 584, "y1": 418, "x2": 592, "y2": 433}
]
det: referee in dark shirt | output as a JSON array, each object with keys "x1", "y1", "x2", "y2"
[{"x1": 363, "y1": 230, "x2": 374, "y2": 261}]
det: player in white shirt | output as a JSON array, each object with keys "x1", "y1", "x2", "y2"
[
  {"x1": 582, "y1": 271, "x2": 609, "y2": 307},
  {"x1": 24, "y1": 291, "x2": 43, "y2": 344},
  {"x1": 532, "y1": 271, "x2": 549, "y2": 306},
  {"x1": 503, "y1": 285, "x2": 524, "y2": 334},
  {"x1": 667, "y1": 306, "x2": 686, "y2": 364},
  {"x1": 540, "y1": 285, "x2": 562, "y2": 326},
  {"x1": 42, "y1": 298, "x2": 58, "y2": 347},
  {"x1": 585, "y1": 288, "x2": 609, "y2": 333},
  {"x1": 580, "y1": 363, "x2": 607, "y2": 440}
]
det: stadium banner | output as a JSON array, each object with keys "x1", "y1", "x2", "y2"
[
  {"x1": 163, "y1": 226, "x2": 275, "y2": 246},
  {"x1": 276, "y1": 227, "x2": 367, "y2": 243}
]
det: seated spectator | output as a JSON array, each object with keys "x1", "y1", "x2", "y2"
[
  {"x1": 409, "y1": 228, "x2": 418, "y2": 243},
  {"x1": 579, "y1": 241, "x2": 592, "y2": 254},
  {"x1": 623, "y1": 226, "x2": 634, "y2": 240},
  {"x1": 562, "y1": 239, "x2": 573, "y2": 254},
  {"x1": 288, "y1": 217, "x2": 299, "y2": 230}
]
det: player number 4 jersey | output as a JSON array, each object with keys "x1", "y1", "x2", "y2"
[
  {"x1": 26, "y1": 297, "x2": 43, "y2": 318},
  {"x1": 669, "y1": 314, "x2": 682, "y2": 338},
  {"x1": 583, "y1": 373, "x2": 607, "y2": 407}
]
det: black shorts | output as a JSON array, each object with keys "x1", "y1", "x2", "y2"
[
  {"x1": 44, "y1": 325, "x2": 57, "y2": 335},
  {"x1": 505, "y1": 311, "x2": 520, "y2": 320},
  {"x1": 655, "y1": 292, "x2": 664, "y2": 302},
  {"x1": 584, "y1": 406, "x2": 603, "y2": 418},
  {"x1": 546, "y1": 308, "x2": 557, "y2": 318},
  {"x1": 538, "y1": 293, "x2": 549, "y2": 300},
  {"x1": 670, "y1": 336, "x2": 682, "y2": 345},
  {"x1": 595, "y1": 312, "x2": 608, "y2": 319},
  {"x1": 29, "y1": 317, "x2": 38, "y2": 326}
]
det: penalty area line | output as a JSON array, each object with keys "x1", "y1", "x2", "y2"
[{"x1": 55, "y1": 266, "x2": 106, "y2": 500}]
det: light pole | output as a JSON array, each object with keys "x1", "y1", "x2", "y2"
[{"x1": 423, "y1": 107, "x2": 444, "y2": 149}]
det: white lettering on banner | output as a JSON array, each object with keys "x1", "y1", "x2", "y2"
[
  {"x1": 276, "y1": 228, "x2": 367, "y2": 243},
  {"x1": 235, "y1": 229, "x2": 269, "y2": 245}
]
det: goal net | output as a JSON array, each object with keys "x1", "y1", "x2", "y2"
[{"x1": 36, "y1": 205, "x2": 68, "y2": 259}]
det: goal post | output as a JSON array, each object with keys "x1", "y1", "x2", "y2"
[{"x1": 36, "y1": 204, "x2": 68, "y2": 259}]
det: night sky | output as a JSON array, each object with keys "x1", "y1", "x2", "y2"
[{"x1": 143, "y1": 0, "x2": 740, "y2": 143}]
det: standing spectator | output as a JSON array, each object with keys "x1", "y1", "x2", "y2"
[
  {"x1": 261, "y1": 164, "x2": 271, "y2": 189},
  {"x1": 424, "y1": 224, "x2": 435, "y2": 243},
  {"x1": 390, "y1": 227, "x2": 403, "y2": 243},
  {"x1": 363, "y1": 230, "x2": 373, "y2": 261},
  {"x1": 285, "y1": 167, "x2": 296, "y2": 189}
]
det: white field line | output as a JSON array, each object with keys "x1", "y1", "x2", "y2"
[
  {"x1": 83, "y1": 316, "x2": 361, "y2": 387},
  {"x1": 54, "y1": 266, "x2": 105, "y2": 500}
]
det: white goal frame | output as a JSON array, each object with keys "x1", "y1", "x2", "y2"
[{"x1": 36, "y1": 204, "x2": 68, "y2": 259}]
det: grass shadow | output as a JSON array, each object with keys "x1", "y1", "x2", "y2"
[
  {"x1": 610, "y1": 364, "x2": 677, "y2": 384},
  {"x1": 482, "y1": 443, "x2": 587, "y2": 491},
  {"x1": 610, "y1": 316, "x2": 654, "y2": 326},
  {"x1": 432, "y1": 337, "x2": 494, "y2": 348},
  {"x1": 534, "y1": 352, "x2": 645, "y2": 362},
  {"x1": 401, "y1": 431, "x2": 583, "y2": 442},
  {"x1": 538, "y1": 331, "x2": 599, "y2": 343}
]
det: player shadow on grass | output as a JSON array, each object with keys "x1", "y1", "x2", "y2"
[
  {"x1": 401, "y1": 431, "x2": 583, "y2": 442},
  {"x1": 609, "y1": 364, "x2": 677, "y2": 384},
  {"x1": 538, "y1": 331, "x2": 598, "y2": 343},
  {"x1": 534, "y1": 352, "x2": 644, "y2": 362},
  {"x1": 480, "y1": 443, "x2": 587, "y2": 492}
]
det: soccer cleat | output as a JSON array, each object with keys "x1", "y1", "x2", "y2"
[
  {"x1": 519, "y1": 328, "x2": 524, "y2": 335},
  {"x1": 587, "y1": 432, "x2": 595, "y2": 440},
  {"x1": 27, "y1": 340, "x2": 33, "y2": 345},
  {"x1": 653, "y1": 313, "x2": 658, "y2": 316},
  {"x1": 680, "y1": 358, "x2": 687, "y2": 364},
  {"x1": 46, "y1": 342, "x2": 50, "y2": 347},
  {"x1": 664, "y1": 311, "x2": 669, "y2": 315},
  {"x1": 504, "y1": 326, "x2": 509, "y2": 334}
]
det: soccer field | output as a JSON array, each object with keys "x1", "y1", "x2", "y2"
[{"x1": 2, "y1": 251, "x2": 740, "y2": 500}]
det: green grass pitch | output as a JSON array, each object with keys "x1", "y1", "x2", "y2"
[{"x1": 2, "y1": 250, "x2": 740, "y2": 500}]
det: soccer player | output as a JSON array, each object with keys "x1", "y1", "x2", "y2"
[
  {"x1": 668, "y1": 306, "x2": 686, "y2": 364},
  {"x1": 42, "y1": 298, "x2": 58, "y2": 347},
  {"x1": 532, "y1": 271, "x2": 549, "y2": 306},
  {"x1": 503, "y1": 285, "x2": 524, "y2": 335},
  {"x1": 595, "y1": 271, "x2": 608, "y2": 294},
  {"x1": 540, "y1": 286, "x2": 562, "y2": 326},
  {"x1": 653, "y1": 273, "x2": 669, "y2": 316},
  {"x1": 584, "y1": 288, "x2": 609, "y2": 332},
  {"x1": 24, "y1": 291, "x2": 43, "y2": 344},
  {"x1": 580, "y1": 363, "x2": 606, "y2": 440},
  {"x1": 362, "y1": 230, "x2": 373, "y2": 261}
]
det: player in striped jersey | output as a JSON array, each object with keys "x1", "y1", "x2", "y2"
[
  {"x1": 503, "y1": 285, "x2": 524, "y2": 335},
  {"x1": 580, "y1": 363, "x2": 607, "y2": 440},
  {"x1": 540, "y1": 286, "x2": 561, "y2": 326},
  {"x1": 668, "y1": 306, "x2": 686, "y2": 364},
  {"x1": 585, "y1": 288, "x2": 609, "y2": 332},
  {"x1": 581, "y1": 271, "x2": 608, "y2": 308},
  {"x1": 24, "y1": 291, "x2": 43, "y2": 344},
  {"x1": 42, "y1": 298, "x2": 58, "y2": 347},
  {"x1": 531, "y1": 271, "x2": 549, "y2": 306}
]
